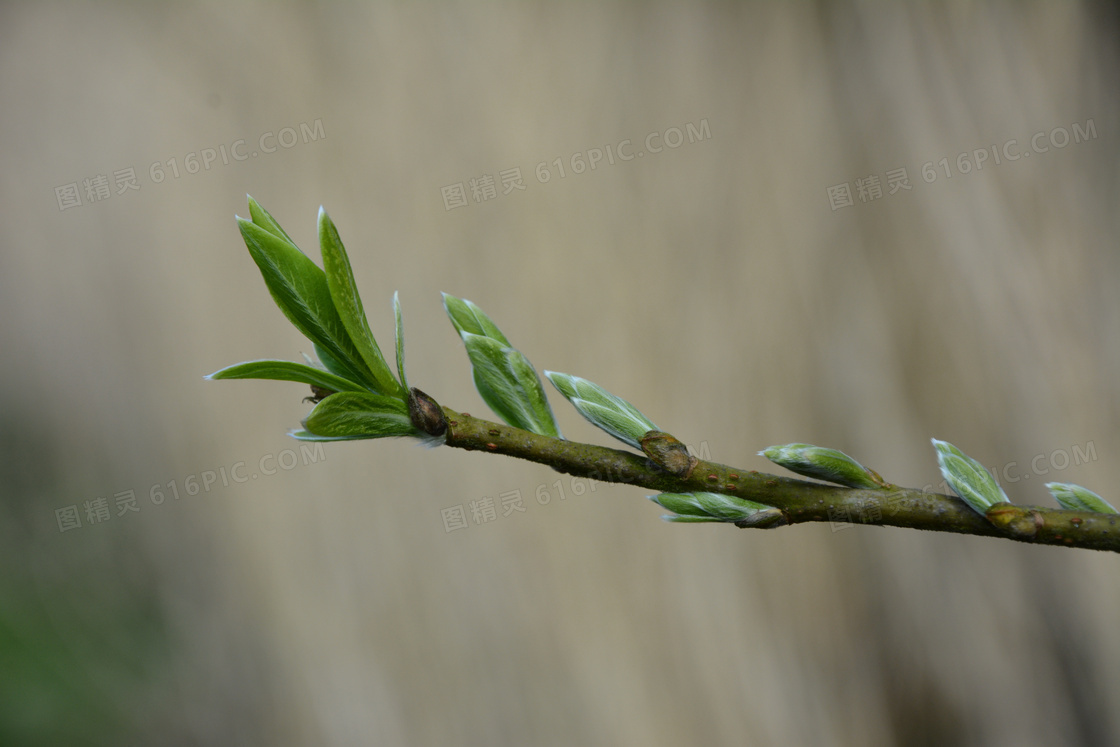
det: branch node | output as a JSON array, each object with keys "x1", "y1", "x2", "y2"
[
  {"x1": 639, "y1": 430, "x2": 695, "y2": 476},
  {"x1": 408, "y1": 387, "x2": 448, "y2": 437},
  {"x1": 985, "y1": 503, "x2": 1040, "y2": 540}
]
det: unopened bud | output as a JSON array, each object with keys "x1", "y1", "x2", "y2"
[
  {"x1": 640, "y1": 431, "x2": 696, "y2": 476},
  {"x1": 408, "y1": 387, "x2": 448, "y2": 437}
]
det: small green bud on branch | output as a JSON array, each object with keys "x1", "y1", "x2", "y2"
[
  {"x1": 760, "y1": 443, "x2": 884, "y2": 489},
  {"x1": 650, "y1": 491, "x2": 779, "y2": 525},
  {"x1": 544, "y1": 370, "x2": 659, "y2": 450},
  {"x1": 933, "y1": 438, "x2": 1010, "y2": 516},
  {"x1": 1046, "y1": 482, "x2": 1117, "y2": 514}
]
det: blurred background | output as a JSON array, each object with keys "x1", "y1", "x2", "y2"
[{"x1": 2, "y1": 2, "x2": 1119, "y2": 745}]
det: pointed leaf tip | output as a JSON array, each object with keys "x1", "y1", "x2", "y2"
[
  {"x1": 393, "y1": 291, "x2": 408, "y2": 390},
  {"x1": 206, "y1": 359, "x2": 365, "y2": 393}
]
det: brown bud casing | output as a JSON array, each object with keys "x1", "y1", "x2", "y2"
[
  {"x1": 409, "y1": 387, "x2": 448, "y2": 436},
  {"x1": 303, "y1": 385, "x2": 334, "y2": 404},
  {"x1": 640, "y1": 430, "x2": 696, "y2": 477}
]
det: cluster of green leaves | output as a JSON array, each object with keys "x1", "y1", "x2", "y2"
[
  {"x1": 207, "y1": 197, "x2": 418, "y2": 441},
  {"x1": 210, "y1": 199, "x2": 1116, "y2": 528},
  {"x1": 208, "y1": 198, "x2": 747, "y2": 520}
]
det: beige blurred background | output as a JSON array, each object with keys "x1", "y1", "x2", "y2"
[{"x1": 2, "y1": 2, "x2": 1119, "y2": 745}]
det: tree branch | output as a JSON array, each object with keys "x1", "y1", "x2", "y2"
[
  {"x1": 438, "y1": 407, "x2": 1120, "y2": 553},
  {"x1": 212, "y1": 199, "x2": 1120, "y2": 556}
]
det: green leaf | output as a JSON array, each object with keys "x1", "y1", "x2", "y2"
[
  {"x1": 442, "y1": 293, "x2": 511, "y2": 345},
  {"x1": 246, "y1": 194, "x2": 297, "y2": 245},
  {"x1": 303, "y1": 392, "x2": 419, "y2": 439},
  {"x1": 442, "y1": 294, "x2": 560, "y2": 437},
  {"x1": 318, "y1": 208, "x2": 402, "y2": 396},
  {"x1": 461, "y1": 333, "x2": 561, "y2": 437},
  {"x1": 649, "y1": 492, "x2": 775, "y2": 523},
  {"x1": 1046, "y1": 483, "x2": 1118, "y2": 514},
  {"x1": 289, "y1": 429, "x2": 369, "y2": 442},
  {"x1": 544, "y1": 371, "x2": 657, "y2": 450},
  {"x1": 394, "y1": 291, "x2": 408, "y2": 391},
  {"x1": 932, "y1": 439, "x2": 1009, "y2": 515},
  {"x1": 312, "y1": 342, "x2": 359, "y2": 382},
  {"x1": 236, "y1": 212, "x2": 372, "y2": 389},
  {"x1": 759, "y1": 443, "x2": 883, "y2": 489},
  {"x1": 205, "y1": 359, "x2": 365, "y2": 393}
]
